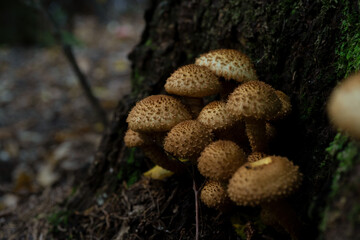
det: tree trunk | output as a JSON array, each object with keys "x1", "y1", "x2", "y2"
[{"x1": 8, "y1": 0, "x2": 360, "y2": 239}]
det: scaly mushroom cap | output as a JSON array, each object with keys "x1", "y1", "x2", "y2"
[
  {"x1": 197, "y1": 101, "x2": 237, "y2": 131},
  {"x1": 227, "y1": 81, "x2": 282, "y2": 120},
  {"x1": 164, "y1": 64, "x2": 221, "y2": 98},
  {"x1": 327, "y1": 73, "x2": 360, "y2": 139},
  {"x1": 273, "y1": 90, "x2": 292, "y2": 120},
  {"x1": 124, "y1": 129, "x2": 152, "y2": 148},
  {"x1": 200, "y1": 180, "x2": 229, "y2": 209},
  {"x1": 228, "y1": 156, "x2": 302, "y2": 206},
  {"x1": 247, "y1": 152, "x2": 268, "y2": 162},
  {"x1": 195, "y1": 49, "x2": 258, "y2": 82},
  {"x1": 198, "y1": 140, "x2": 246, "y2": 181},
  {"x1": 164, "y1": 120, "x2": 213, "y2": 159},
  {"x1": 126, "y1": 95, "x2": 192, "y2": 133}
]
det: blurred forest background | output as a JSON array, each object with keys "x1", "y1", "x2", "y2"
[{"x1": 0, "y1": 0, "x2": 147, "y2": 212}]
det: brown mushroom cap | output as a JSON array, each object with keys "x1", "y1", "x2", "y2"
[
  {"x1": 273, "y1": 90, "x2": 292, "y2": 120},
  {"x1": 226, "y1": 81, "x2": 282, "y2": 120},
  {"x1": 198, "y1": 140, "x2": 246, "y2": 181},
  {"x1": 227, "y1": 156, "x2": 302, "y2": 206},
  {"x1": 164, "y1": 64, "x2": 221, "y2": 98},
  {"x1": 124, "y1": 129, "x2": 152, "y2": 148},
  {"x1": 195, "y1": 49, "x2": 258, "y2": 82},
  {"x1": 164, "y1": 120, "x2": 213, "y2": 159},
  {"x1": 126, "y1": 95, "x2": 192, "y2": 133},
  {"x1": 197, "y1": 101, "x2": 237, "y2": 131},
  {"x1": 200, "y1": 180, "x2": 229, "y2": 209},
  {"x1": 327, "y1": 73, "x2": 360, "y2": 139}
]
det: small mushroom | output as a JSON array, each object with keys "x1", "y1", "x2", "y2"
[
  {"x1": 197, "y1": 101, "x2": 236, "y2": 131},
  {"x1": 197, "y1": 140, "x2": 246, "y2": 181},
  {"x1": 124, "y1": 129, "x2": 152, "y2": 148},
  {"x1": 195, "y1": 49, "x2": 258, "y2": 82},
  {"x1": 165, "y1": 64, "x2": 221, "y2": 116},
  {"x1": 124, "y1": 129, "x2": 185, "y2": 173},
  {"x1": 327, "y1": 72, "x2": 360, "y2": 139},
  {"x1": 226, "y1": 81, "x2": 282, "y2": 152},
  {"x1": 126, "y1": 95, "x2": 192, "y2": 133},
  {"x1": 197, "y1": 101, "x2": 248, "y2": 146},
  {"x1": 200, "y1": 180, "x2": 231, "y2": 210},
  {"x1": 164, "y1": 120, "x2": 213, "y2": 162}
]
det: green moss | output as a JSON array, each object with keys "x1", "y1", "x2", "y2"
[
  {"x1": 325, "y1": 133, "x2": 349, "y2": 156},
  {"x1": 348, "y1": 204, "x2": 360, "y2": 225},
  {"x1": 48, "y1": 210, "x2": 72, "y2": 232},
  {"x1": 144, "y1": 38, "x2": 157, "y2": 50},
  {"x1": 331, "y1": 141, "x2": 358, "y2": 195},
  {"x1": 116, "y1": 148, "x2": 142, "y2": 186},
  {"x1": 131, "y1": 68, "x2": 145, "y2": 95},
  {"x1": 335, "y1": 1, "x2": 360, "y2": 77},
  {"x1": 145, "y1": 38, "x2": 153, "y2": 47},
  {"x1": 320, "y1": 133, "x2": 359, "y2": 231}
]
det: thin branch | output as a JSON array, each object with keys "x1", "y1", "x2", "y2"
[
  {"x1": 191, "y1": 165, "x2": 200, "y2": 240},
  {"x1": 34, "y1": 0, "x2": 108, "y2": 127}
]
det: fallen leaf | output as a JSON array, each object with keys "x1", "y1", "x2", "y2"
[{"x1": 143, "y1": 165, "x2": 174, "y2": 180}]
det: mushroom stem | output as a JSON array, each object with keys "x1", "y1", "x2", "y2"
[
  {"x1": 215, "y1": 121, "x2": 249, "y2": 149},
  {"x1": 142, "y1": 145, "x2": 185, "y2": 174},
  {"x1": 261, "y1": 200, "x2": 304, "y2": 240},
  {"x1": 245, "y1": 119, "x2": 268, "y2": 153},
  {"x1": 183, "y1": 97, "x2": 204, "y2": 117}
]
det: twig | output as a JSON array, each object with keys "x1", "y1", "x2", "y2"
[
  {"x1": 34, "y1": 0, "x2": 108, "y2": 127},
  {"x1": 193, "y1": 178, "x2": 200, "y2": 240},
  {"x1": 191, "y1": 166, "x2": 200, "y2": 240}
]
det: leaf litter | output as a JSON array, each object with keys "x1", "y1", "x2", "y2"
[{"x1": 0, "y1": 13, "x2": 143, "y2": 239}]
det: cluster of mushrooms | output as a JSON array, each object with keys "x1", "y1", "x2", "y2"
[{"x1": 124, "y1": 49, "x2": 303, "y2": 237}]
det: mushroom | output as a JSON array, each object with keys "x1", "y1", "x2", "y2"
[
  {"x1": 126, "y1": 95, "x2": 192, "y2": 133},
  {"x1": 163, "y1": 120, "x2": 213, "y2": 162},
  {"x1": 195, "y1": 49, "x2": 258, "y2": 82},
  {"x1": 124, "y1": 128, "x2": 152, "y2": 148},
  {"x1": 197, "y1": 101, "x2": 248, "y2": 147},
  {"x1": 165, "y1": 64, "x2": 221, "y2": 116},
  {"x1": 227, "y1": 156, "x2": 302, "y2": 205},
  {"x1": 197, "y1": 140, "x2": 246, "y2": 181},
  {"x1": 226, "y1": 80, "x2": 282, "y2": 152},
  {"x1": 200, "y1": 180, "x2": 231, "y2": 211},
  {"x1": 124, "y1": 129, "x2": 185, "y2": 173},
  {"x1": 227, "y1": 156, "x2": 303, "y2": 239},
  {"x1": 327, "y1": 72, "x2": 360, "y2": 139}
]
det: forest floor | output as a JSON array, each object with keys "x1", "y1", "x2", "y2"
[{"x1": 0, "y1": 14, "x2": 143, "y2": 239}]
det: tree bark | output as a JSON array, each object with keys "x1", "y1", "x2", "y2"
[{"x1": 25, "y1": 0, "x2": 360, "y2": 239}]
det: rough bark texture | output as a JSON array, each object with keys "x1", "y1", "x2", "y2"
[{"x1": 59, "y1": 0, "x2": 360, "y2": 239}]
